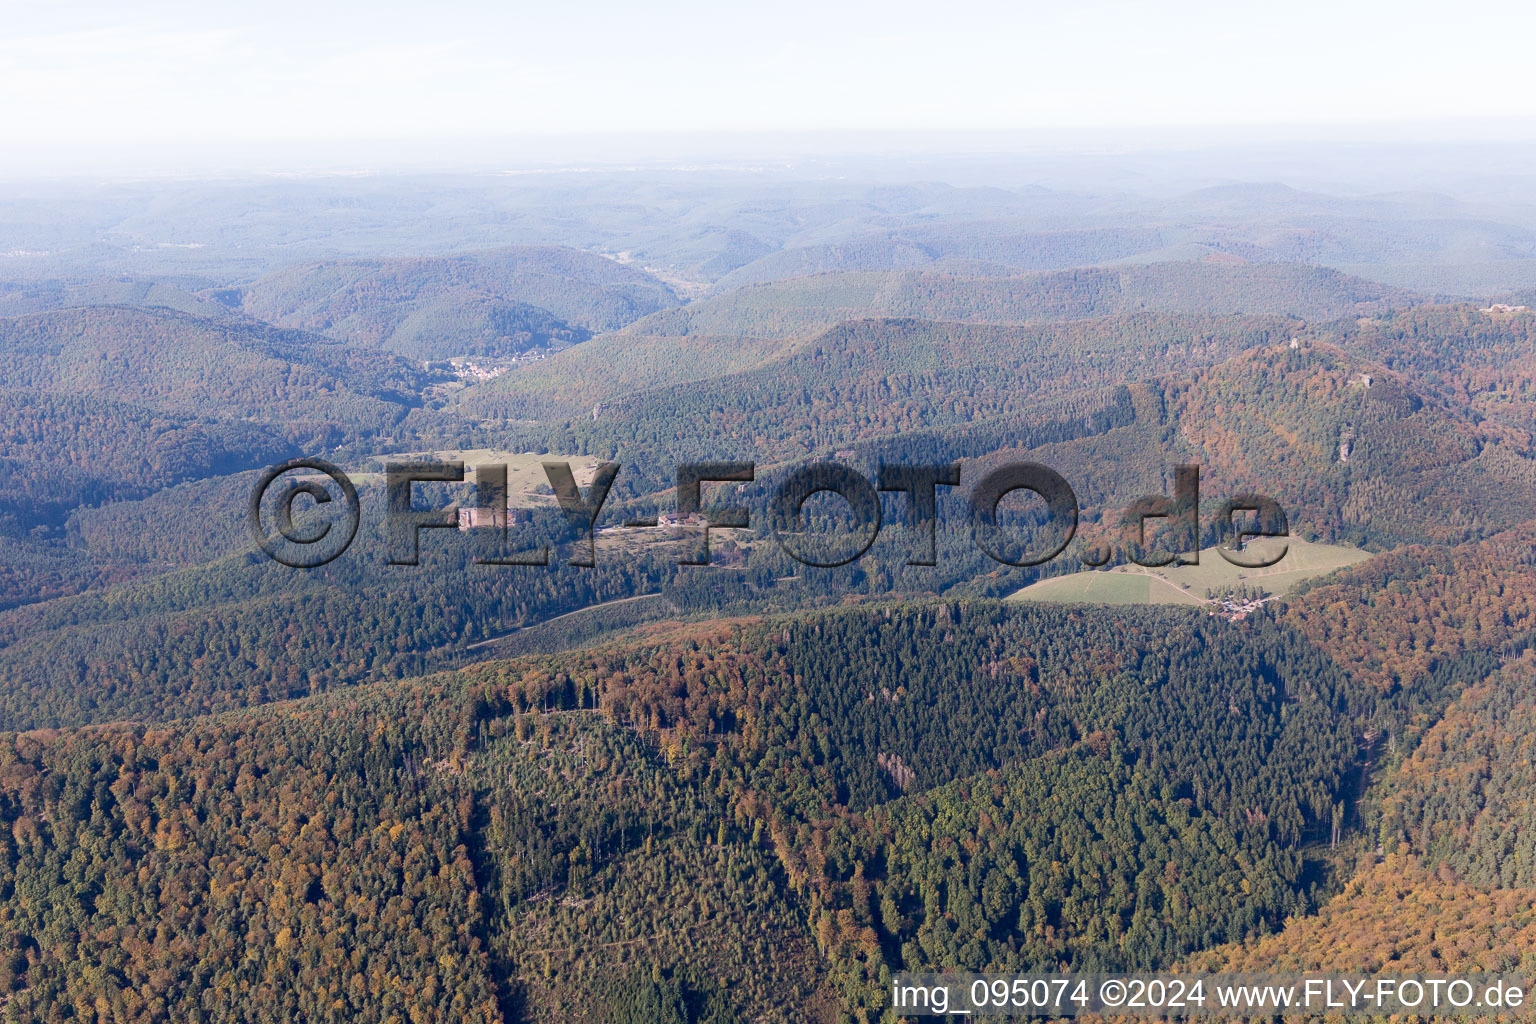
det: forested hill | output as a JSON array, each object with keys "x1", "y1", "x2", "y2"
[
  {"x1": 0, "y1": 598, "x2": 1398, "y2": 1021},
  {"x1": 1331, "y1": 303, "x2": 1536, "y2": 439},
  {"x1": 236, "y1": 246, "x2": 682, "y2": 358},
  {"x1": 0, "y1": 277, "x2": 237, "y2": 319},
  {"x1": 0, "y1": 305, "x2": 437, "y2": 536},
  {"x1": 0, "y1": 305, "x2": 436, "y2": 430},
  {"x1": 0, "y1": 390, "x2": 294, "y2": 531},
  {"x1": 1192, "y1": 647, "x2": 1536, "y2": 976},
  {"x1": 1164, "y1": 335, "x2": 1536, "y2": 546},
  {"x1": 626, "y1": 263, "x2": 1422, "y2": 340},
  {"x1": 459, "y1": 305, "x2": 1536, "y2": 544}
]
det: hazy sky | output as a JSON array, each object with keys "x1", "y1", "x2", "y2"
[{"x1": 5, "y1": 0, "x2": 1536, "y2": 169}]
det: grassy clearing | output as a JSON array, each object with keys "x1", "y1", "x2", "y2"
[{"x1": 1007, "y1": 537, "x2": 1372, "y2": 606}]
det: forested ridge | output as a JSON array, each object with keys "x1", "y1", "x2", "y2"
[
  {"x1": 0, "y1": 307, "x2": 435, "y2": 427},
  {"x1": 625, "y1": 263, "x2": 1420, "y2": 340}
]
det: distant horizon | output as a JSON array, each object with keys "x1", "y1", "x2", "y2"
[{"x1": 9, "y1": 123, "x2": 1536, "y2": 196}]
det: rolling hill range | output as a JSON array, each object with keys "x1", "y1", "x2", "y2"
[
  {"x1": 707, "y1": 224, "x2": 1177, "y2": 290},
  {"x1": 460, "y1": 305, "x2": 1536, "y2": 551},
  {"x1": 14, "y1": 156, "x2": 1536, "y2": 1024},
  {"x1": 236, "y1": 247, "x2": 682, "y2": 358},
  {"x1": 459, "y1": 311, "x2": 1297, "y2": 435},
  {"x1": 9, "y1": 170, "x2": 1536, "y2": 295},
  {"x1": 623, "y1": 263, "x2": 1423, "y2": 340},
  {"x1": 701, "y1": 190, "x2": 1536, "y2": 294},
  {"x1": 7, "y1": 306, "x2": 1530, "y2": 735},
  {"x1": 0, "y1": 303, "x2": 441, "y2": 590}
]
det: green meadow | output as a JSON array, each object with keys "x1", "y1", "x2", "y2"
[{"x1": 1007, "y1": 537, "x2": 1373, "y2": 606}]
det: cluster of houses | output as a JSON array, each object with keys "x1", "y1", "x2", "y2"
[
  {"x1": 656, "y1": 512, "x2": 709, "y2": 528},
  {"x1": 1482, "y1": 303, "x2": 1530, "y2": 316},
  {"x1": 1209, "y1": 593, "x2": 1276, "y2": 622},
  {"x1": 445, "y1": 349, "x2": 564, "y2": 382},
  {"x1": 450, "y1": 361, "x2": 510, "y2": 382}
]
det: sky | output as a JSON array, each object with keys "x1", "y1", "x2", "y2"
[{"x1": 5, "y1": 0, "x2": 1536, "y2": 173}]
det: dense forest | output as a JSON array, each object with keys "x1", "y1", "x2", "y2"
[
  {"x1": 0, "y1": 600, "x2": 1376, "y2": 1020},
  {"x1": 3, "y1": 570, "x2": 1528, "y2": 1021}
]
